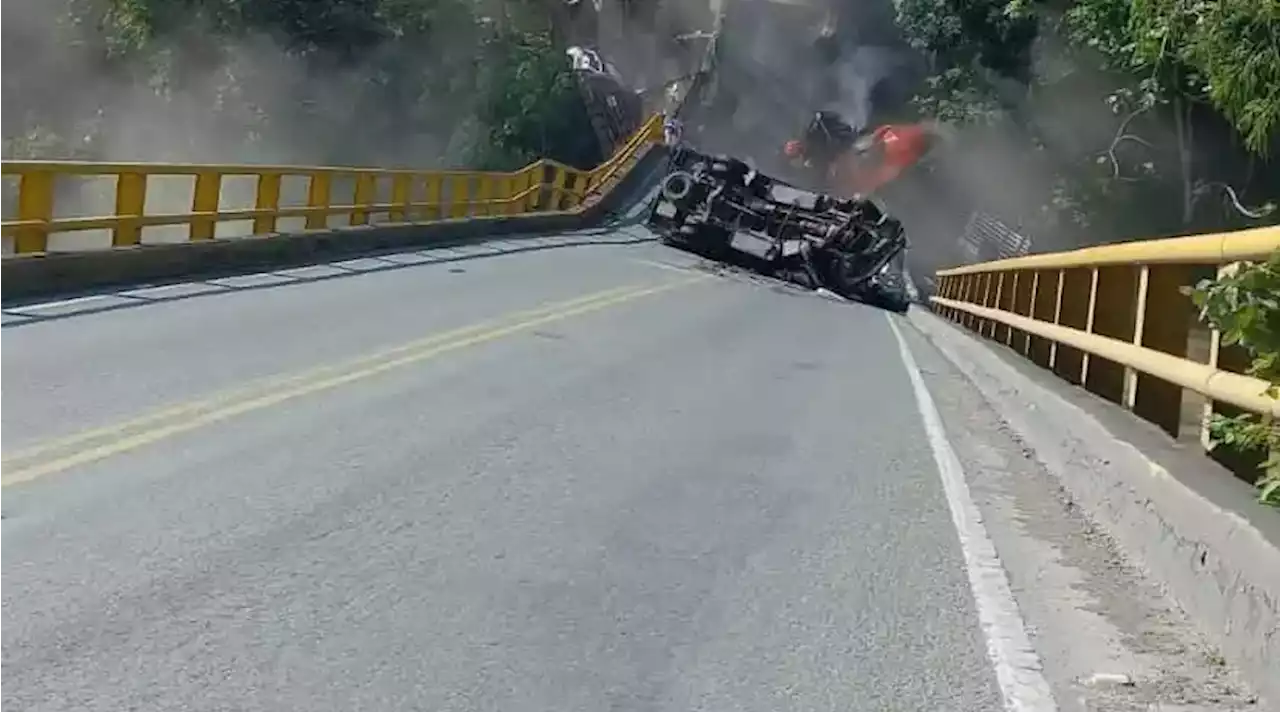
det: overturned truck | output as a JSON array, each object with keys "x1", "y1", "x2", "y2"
[{"x1": 648, "y1": 146, "x2": 912, "y2": 312}]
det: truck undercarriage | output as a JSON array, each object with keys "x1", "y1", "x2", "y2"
[{"x1": 647, "y1": 145, "x2": 912, "y2": 312}]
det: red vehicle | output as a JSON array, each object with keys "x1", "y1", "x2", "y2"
[{"x1": 783, "y1": 113, "x2": 945, "y2": 197}]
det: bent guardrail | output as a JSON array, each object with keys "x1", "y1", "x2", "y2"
[
  {"x1": 929, "y1": 225, "x2": 1280, "y2": 480},
  {"x1": 2, "y1": 114, "x2": 665, "y2": 256}
]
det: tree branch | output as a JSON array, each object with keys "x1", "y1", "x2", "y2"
[
  {"x1": 1100, "y1": 106, "x2": 1152, "y2": 181},
  {"x1": 1192, "y1": 181, "x2": 1277, "y2": 220}
]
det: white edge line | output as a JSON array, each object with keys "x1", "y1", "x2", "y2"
[
  {"x1": 12, "y1": 294, "x2": 113, "y2": 311},
  {"x1": 885, "y1": 313, "x2": 1059, "y2": 712},
  {"x1": 122, "y1": 282, "x2": 229, "y2": 297}
]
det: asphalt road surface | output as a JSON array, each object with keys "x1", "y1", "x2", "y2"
[{"x1": 2, "y1": 228, "x2": 1154, "y2": 711}]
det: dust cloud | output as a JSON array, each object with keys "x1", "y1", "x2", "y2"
[
  {"x1": 2, "y1": 0, "x2": 492, "y2": 248},
  {"x1": 665, "y1": 0, "x2": 1270, "y2": 278},
  {"x1": 1, "y1": 0, "x2": 483, "y2": 167},
  {"x1": 5, "y1": 0, "x2": 1255, "y2": 259}
]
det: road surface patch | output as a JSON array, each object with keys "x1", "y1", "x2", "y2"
[
  {"x1": 2, "y1": 275, "x2": 707, "y2": 486},
  {"x1": 886, "y1": 314, "x2": 1060, "y2": 712}
]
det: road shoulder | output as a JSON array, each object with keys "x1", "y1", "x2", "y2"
[{"x1": 894, "y1": 311, "x2": 1265, "y2": 711}]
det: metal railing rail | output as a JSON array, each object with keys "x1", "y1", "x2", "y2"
[
  {"x1": 2, "y1": 114, "x2": 666, "y2": 256},
  {"x1": 930, "y1": 225, "x2": 1280, "y2": 457}
]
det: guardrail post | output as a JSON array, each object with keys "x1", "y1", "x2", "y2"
[
  {"x1": 989, "y1": 272, "x2": 1007, "y2": 340},
  {"x1": 1200, "y1": 270, "x2": 1225, "y2": 450},
  {"x1": 562, "y1": 172, "x2": 580, "y2": 211},
  {"x1": 473, "y1": 175, "x2": 493, "y2": 218},
  {"x1": 422, "y1": 175, "x2": 442, "y2": 221},
  {"x1": 1000, "y1": 272, "x2": 1018, "y2": 346},
  {"x1": 1200, "y1": 263, "x2": 1259, "y2": 467},
  {"x1": 1047, "y1": 269, "x2": 1067, "y2": 370},
  {"x1": 1010, "y1": 271, "x2": 1035, "y2": 354},
  {"x1": 962, "y1": 275, "x2": 983, "y2": 332},
  {"x1": 1078, "y1": 267, "x2": 1101, "y2": 384},
  {"x1": 542, "y1": 166, "x2": 556, "y2": 211},
  {"x1": 389, "y1": 175, "x2": 411, "y2": 223},
  {"x1": 113, "y1": 172, "x2": 147, "y2": 247},
  {"x1": 550, "y1": 167, "x2": 569, "y2": 211},
  {"x1": 1029, "y1": 269, "x2": 1058, "y2": 367},
  {"x1": 190, "y1": 171, "x2": 221, "y2": 241},
  {"x1": 951, "y1": 276, "x2": 964, "y2": 322},
  {"x1": 1122, "y1": 266, "x2": 1151, "y2": 410},
  {"x1": 510, "y1": 168, "x2": 533, "y2": 215},
  {"x1": 306, "y1": 173, "x2": 331, "y2": 230},
  {"x1": 514, "y1": 165, "x2": 535, "y2": 212},
  {"x1": 978, "y1": 273, "x2": 996, "y2": 334},
  {"x1": 15, "y1": 169, "x2": 54, "y2": 254},
  {"x1": 977, "y1": 275, "x2": 998, "y2": 335},
  {"x1": 961, "y1": 275, "x2": 978, "y2": 329},
  {"x1": 1020, "y1": 272, "x2": 1039, "y2": 356},
  {"x1": 499, "y1": 174, "x2": 519, "y2": 215},
  {"x1": 253, "y1": 173, "x2": 282, "y2": 235},
  {"x1": 449, "y1": 176, "x2": 470, "y2": 219},
  {"x1": 1086, "y1": 265, "x2": 1140, "y2": 404},
  {"x1": 935, "y1": 276, "x2": 951, "y2": 318},
  {"x1": 350, "y1": 173, "x2": 376, "y2": 226},
  {"x1": 1053, "y1": 267, "x2": 1093, "y2": 385},
  {"x1": 1131, "y1": 264, "x2": 1193, "y2": 437}
]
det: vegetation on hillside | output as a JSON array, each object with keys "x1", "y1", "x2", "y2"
[
  {"x1": 1, "y1": 0, "x2": 597, "y2": 170},
  {"x1": 889, "y1": 0, "x2": 1279, "y2": 249},
  {"x1": 887, "y1": 0, "x2": 1278, "y2": 500}
]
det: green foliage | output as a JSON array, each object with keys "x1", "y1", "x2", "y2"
[
  {"x1": 892, "y1": 0, "x2": 1038, "y2": 125},
  {"x1": 889, "y1": 0, "x2": 1278, "y2": 250},
  {"x1": 1190, "y1": 251, "x2": 1280, "y2": 506},
  {"x1": 1176, "y1": 0, "x2": 1280, "y2": 155},
  {"x1": 471, "y1": 28, "x2": 600, "y2": 170},
  {"x1": 1067, "y1": 0, "x2": 1280, "y2": 155},
  {"x1": 1061, "y1": 0, "x2": 1133, "y2": 72},
  {"x1": 894, "y1": 0, "x2": 1038, "y2": 81}
]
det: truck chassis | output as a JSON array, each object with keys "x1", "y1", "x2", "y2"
[{"x1": 648, "y1": 146, "x2": 911, "y2": 312}]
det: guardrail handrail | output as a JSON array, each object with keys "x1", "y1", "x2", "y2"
[
  {"x1": 930, "y1": 225, "x2": 1279, "y2": 484},
  {"x1": 937, "y1": 225, "x2": 1279, "y2": 275},
  {"x1": 930, "y1": 296, "x2": 1279, "y2": 416},
  {"x1": 2, "y1": 113, "x2": 666, "y2": 255}
]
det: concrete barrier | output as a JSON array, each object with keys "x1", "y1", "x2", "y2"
[
  {"x1": 908, "y1": 308, "x2": 1280, "y2": 704},
  {"x1": 3, "y1": 144, "x2": 669, "y2": 302}
]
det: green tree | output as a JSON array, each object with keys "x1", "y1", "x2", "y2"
[
  {"x1": 470, "y1": 23, "x2": 601, "y2": 170},
  {"x1": 1063, "y1": 0, "x2": 1278, "y2": 229},
  {"x1": 889, "y1": 0, "x2": 1278, "y2": 246},
  {"x1": 892, "y1": 0, "x2": 1038, "y2": 124}
]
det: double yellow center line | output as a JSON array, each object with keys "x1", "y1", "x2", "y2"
[{"x1": 2, "y1": 275, "x2": 707, "y2": 486}]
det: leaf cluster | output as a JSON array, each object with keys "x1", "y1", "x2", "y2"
[
  {"x1": 1067, "y1": 0, "x2": 1280, "y2": 155},
  {"x1": 1190, "y1": 251, "x2": 1280, "y2": 505}
]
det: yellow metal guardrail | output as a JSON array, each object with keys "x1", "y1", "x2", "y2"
[
  {"x1": 2, "y1": 114, "x2": 666, "y2": 255},
  {"x1": 930, "y1": 225, "x2": 1280, "y2": 462}
]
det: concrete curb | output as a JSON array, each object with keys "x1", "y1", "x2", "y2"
[
  {"x1": 3, "y1": 145, "x2": 668, "y2": 302},
  {"x1": 906, "y1": 308, "x2": 1280, "y2": 704}
]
